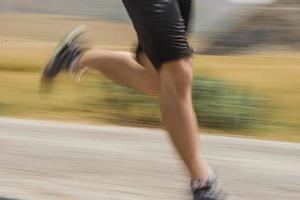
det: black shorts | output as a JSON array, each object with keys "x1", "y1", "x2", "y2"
[{"x1": 122, "y1": 0, "x2": 193, "y2": 70}]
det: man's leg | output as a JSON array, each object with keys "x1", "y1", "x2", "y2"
[
  {"x1": 76, "y1": 49, "x2": 160, "y2": 96},
  {"x1": 41, "y1": 27, "x2": 159, "y2": 96},
  {"x1": 159, "y1": 58, "x2": 210, "y2": 180},
  {"x1": 76, "y1": 47, "x2": 209, "y2": 179},
  {"x1": 120, "y1": 0, "x2": 213, "y2": 182}
]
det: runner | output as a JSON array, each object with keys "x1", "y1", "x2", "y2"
[{"x1": 42, "y1": 1, "x2": 226, "y2": 199}]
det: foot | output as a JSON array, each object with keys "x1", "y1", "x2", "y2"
[
  {"x1": 192, "y1": 175, "x2": 227, "y2": 200},
  {"x1": 41, "y1": 26, "x2": 88, "y2": 88}
]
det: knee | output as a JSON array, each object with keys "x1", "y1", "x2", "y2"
[{"x1": 159, "y1": 58, "x2": 193, "y2": 98}]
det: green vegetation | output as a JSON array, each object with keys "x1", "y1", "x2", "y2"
[
  {"x1": 0, "y1": 102, "x2": 9, "y2": 114},
  {"x1": 99, "y1": 80, "x2": 160, "y2": 126},
  {"x1": 193, "y1": 76, "x2": 265, "y2": 131},
  {"x1": 98, "y1": 76, "x2": 265, "y2": 132}
]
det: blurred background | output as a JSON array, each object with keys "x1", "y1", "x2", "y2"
[
  {"x1": 0, "y1": 0, "x2": 300, "y2": 142},
  {"x1": 1, "y1": 1, "x2": 300, "y2": 200}
]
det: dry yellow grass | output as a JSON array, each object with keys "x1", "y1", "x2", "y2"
[
  {"x1": 0, "y1": 13, "x2": 135, "y2": 45},
  {"x1": 1, "y1": 13, "x2": 299, "y2": 142},
  {"x1": 1, "y1": 53, "x2": 299, "y2": 141}
]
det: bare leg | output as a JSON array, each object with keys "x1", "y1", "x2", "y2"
[
  {"x1": 159, "y1": 58, "x2": 210, "y2": 180},
  {"x1": 76, "y1": 49, "x2": 208, "y2": 180},
  {"x1": 76, "y1": 49, "x2": 160, "y2": 95}
]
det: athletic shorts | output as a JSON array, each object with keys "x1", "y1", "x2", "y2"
[{"x1": 122, "y1": 0, "x2": 193, "y2": 70}]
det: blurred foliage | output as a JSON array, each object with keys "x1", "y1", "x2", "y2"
[
  {"x1": 193, "y1": 76, "x2": 264, "y2": 130},
  {"x1": 98, "y1": 76, "x2": 265, "y2": 131},
  {"x1": 199, "y1": 1, "x2": 300, "y2": 54},
  {"x1": 0, "y1": 102, "x2": 9, "y2": 114},
  {"x1": 96, "y1": 79, "x2": 161, "y2": 126}
]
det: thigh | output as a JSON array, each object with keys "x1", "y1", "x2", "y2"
[{"x1": 122, "y1": 0, "x2": 193, "y2": 70}]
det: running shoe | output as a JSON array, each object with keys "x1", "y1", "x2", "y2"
[
  {"x1": 41, "y1": 26, "x2": 88, "y2": 88},
  {"x1": 192, "y1": 175, "x2": 227, "y2": 200}
]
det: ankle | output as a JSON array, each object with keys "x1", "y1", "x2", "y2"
[
  {"x1": 191, "y1": 173, "x2": 215, "y2": 191},
  {"x1": 191, "y1": 165, "x2": 212, "y2": 182}
]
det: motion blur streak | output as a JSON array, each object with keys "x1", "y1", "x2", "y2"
[{"x1": 0, "y1": 1, "x2": 300, "y2": 200}]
